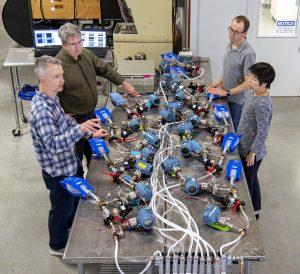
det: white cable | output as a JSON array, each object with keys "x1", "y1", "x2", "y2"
[
  {"x1": 138, "y1": 250, "x2": 162, "y2": 274},
  {"x1": 219, "y1": 233, "x2": 244, "y2": 256},
  {"x1": 182, "y1": 68, "x2": 205, "y2": 81},
  {"x1": 240, "y1": 205, "x2": 250, "y2": 230},
  {"x1": 159, "y1": 80, "x2": 168, "y2": 103},
  {"x1": 114, "y1": 239, "x2": 125, "y2": 274}
]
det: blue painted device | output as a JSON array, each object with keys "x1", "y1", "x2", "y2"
[
  {"x1": 188, "y1": 114, "x2": 200, "y2": 128},
  {"x1": 144, "y1": 131, "x2": 160, "y2": 148},
  {"x1": 88, "y1": 138, "x2": 109, "y2": 157},
  {"x1": 170, "y1": 66, "x2": 188, "y2": 77},
  {"x1": 226, "y1": 160, "x2": 242, "y2": 181},
  {"x1": 140, "y1": 147, "x2": 155, "y2": 163},
  {"x1": 160, "y1": 53, "x2": 177, "y2": 73},
  {"x1": 110, "y1": 92, "x2": 124, "y2": 106},
  {"x1": 177, "y1": 122, "x2": 193, "y2": 136},
  {"x1": 18, "y1": 84, "x2": 37, "y2": 101},
  {"x1": 134, "y1": 182, "x2": 153, "y2": 201},
  {"x1": 178, "y1": 54, "x2": 193, "y2": 64},
  {"x1": 134, "y1": 160, "x2": 153, "y2": 177},
  {"x1": 213, "y1": 104, "x2": 230, "y2": 121},
  {"x1": 121, "y1": 174, "x2": 133, "y2": 185},
  {"x1": 165, "y1": 101, "x2": 183, "y2": 111},
  {"x1": 161, "y1": 73, "x2": 172, "y2": 88},
  {"x1": 144, "y1": 94, "x2": 160, "y2": 109},
  {"x1": 128, "y1": 118, "x2": 141, "y2": 131},
  {"x1": 162, "y1": 157, "x2": 181, "y2": 174},
  {"x1": 131, "y1": 208, "x2": 155, "y2": 230},
  {"x1": 185, "y1": 176, "x2": 201, "y2": 196},
  {"x1": 202, "y1": 205, "x2": 221, "y2": 225},
  {"x1": 161, "y1": 52, "x2": 178, "y2": 60},
  {"x1": 94, "y1": 107, "x2": 112, "y2": 124},
  {"x1": 221, "y1": 133, "x2": 240, "y2": 152},
  {"x1": 207, "y1": 93, "x2": 219, "y2": 100},
  {"x1": 181, "y1": 139, "x2": 202, "y2": 157},
  {"x1": 159, "y1": 108, "x2": 176, "y2": 123},
  {"x1": 60, "y1": 177, "x2": 94, "y2": 198},
  {"x1": 170, "y1": 76, "x2": 182, "y2": 92},
  {"x1": 175, "y1": 90, "x2": 187, "y2": 101}
]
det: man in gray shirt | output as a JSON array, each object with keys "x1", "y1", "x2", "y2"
[{"x1": 208, "y1": 15, "x2": 256, "y2": 131}]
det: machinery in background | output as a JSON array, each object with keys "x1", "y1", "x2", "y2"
[
  {"x1": 115, "y1": 60, "x2": 156, "y2": 94},
  {"x1": 113, "y1": 0, "x2": 173, "y2": 66}
]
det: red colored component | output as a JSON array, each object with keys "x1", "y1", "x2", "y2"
[
  {"x1": 101, "y1": 172, "x2": 121, "y2": 177},
  {"x1": 207, "y1": 163, "x2": 217, "y2": 174},
  {"x1": 232, "y1": 199, "x2": 240, "y2": 215},
  {"x1": 130, "y1": 111, "x2": 142, "y2": 117}
]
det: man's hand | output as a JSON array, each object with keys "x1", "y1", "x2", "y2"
[
  {"x1": 207, "y1": 81, "x2": 222, "y2": 90},
  {"x1": 80, "y1": 118, "x2": 101, "y2": 133},
  {"x1": 246, "y1": 151, "x2": 256, "y2": 167},
  {"x1": 93, "y1": 128, "x2": 109, "y2": 138},
  {"x1": 122, "y1": 80, "x2": 140, "y2": 97},
  {"x1": 208, "y1": 87, "x2": 227, "y2": 97}
]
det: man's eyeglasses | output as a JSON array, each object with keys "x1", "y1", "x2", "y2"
[
  {"x1": 228, "y1": 26, "x2": 245, "y2": 35},
  {"x1": 66, "y1": 40, "x2": 83, "y2": 47}
]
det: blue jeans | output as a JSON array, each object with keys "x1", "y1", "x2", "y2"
[
  {"x1": 75, "y1": 113, "x2": 95, "y2": 177},
  {"x1": 42, "y1": 170, "x2": 79, "y2": 250},
  {"x1": 228, "y1": 102, "x2": 243, "y2": 132}
]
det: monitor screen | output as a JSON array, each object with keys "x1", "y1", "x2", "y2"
[
  {"x1": 81, "y1": 30, "x2": 107, "y2": 48},
  {"x1": 34, "y1": 29, "x2": 61, "y2": 47}
]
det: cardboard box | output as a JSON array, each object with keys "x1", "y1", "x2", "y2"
[
  {"x1": 76, "y1": 0, "x2": 101, "y2": 19},
  {"x1": 31, "y1": 0, "x2": 75, "y2": 20}
]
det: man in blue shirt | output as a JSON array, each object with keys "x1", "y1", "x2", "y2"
[
  {"x1": 29, "y1": 56, "x2": 108, "y2": 256},
  {"x1": 208, "y1": 15, "x2": 256, "y2": 131}
]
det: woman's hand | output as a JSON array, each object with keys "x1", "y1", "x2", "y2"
[{"x1": 246, "y1": 151, "x2": 256, "y2": 167}]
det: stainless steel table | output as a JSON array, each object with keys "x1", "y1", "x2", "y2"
[
  {"x1": 63, "y1": 59, "x2": 266, "y2": 274},
  {"x1": 3, "y1": 47, "x2": 113, "y2": 136}
]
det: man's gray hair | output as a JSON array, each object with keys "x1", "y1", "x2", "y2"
[
  {"x1": 58, "y1": 23, "x2": 81, "y2": 44},
  {"x1": 34, "y1": 55, "x2": 62, "y2": 78}
]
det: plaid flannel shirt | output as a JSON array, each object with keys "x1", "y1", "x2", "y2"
[{"x1": 29, "y1": 91, "x2": 85, "y2": 177}]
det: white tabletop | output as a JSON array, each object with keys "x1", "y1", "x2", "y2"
[{"x1": 3, "y1": 47, "x2": 113, "y2": 67}]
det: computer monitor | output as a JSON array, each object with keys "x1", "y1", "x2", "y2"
[
  {"x1": 81, "y1": 30, "x2": 107, "y2": 48},
  {"x1": 34, "y1": 29, "x2": 61, "y2": 47}
]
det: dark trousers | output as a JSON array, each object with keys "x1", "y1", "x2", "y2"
[
  {"x1": 75, "y1": 113, "x2": 95, "y2": 177},
  {"x1": 241, "y1": 156, "x2": 263, "y2": 212},
  {"x1": 42, "y1": 170, "x2": 80, "y2": 250},
  {"x1": 228, "y1": 102, "x2": 243, "y2": 132}
]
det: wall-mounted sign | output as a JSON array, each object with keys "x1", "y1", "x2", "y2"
[{"x1": 275, "y1": 20, "x2": 296, "y2": 34}]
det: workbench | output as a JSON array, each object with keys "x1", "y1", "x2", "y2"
[
  {"x1": 3, "y1": 47, "x2": 113, "y2": 136},
  {"x1": 62, "y1": 59, "x2": 266, "y2": 274}
]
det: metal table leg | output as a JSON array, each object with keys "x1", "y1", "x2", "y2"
[
  {"x1": 244, "y1": 261, "x2": 251, "y2": 274},
  {"x1": 14, "y1": 67, "x2": 28, "y2": 123},
  {"x1": 8, "y1": 67, "x2": 21, "y2": 136},
  {"x1": 77, "y1": 263, "x2": 85, "y2": 274}
]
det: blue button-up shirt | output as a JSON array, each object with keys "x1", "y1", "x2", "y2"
[{"x1": 29, "y1": 91, "x2": 84, "y2": 177}]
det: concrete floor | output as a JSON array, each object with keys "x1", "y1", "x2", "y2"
[{"x1": 1, "y1": 4, "x2": 300, "y2": 274}]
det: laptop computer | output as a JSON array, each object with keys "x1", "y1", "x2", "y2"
[
  {"x1": 34, "y1": 29, "x2": 62, "y2": 57},
  {"x1": 81, "y1": 29, "x2": 107, "y2": 58}
]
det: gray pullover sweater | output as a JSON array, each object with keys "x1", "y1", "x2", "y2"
[{"x1": 237, "y1": 92, "x2": 272, "y2": 161}]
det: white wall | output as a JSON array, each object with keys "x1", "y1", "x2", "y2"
[
  {"x1": 190, "y1": 0, "x2": 300, "y2": 96},
  {"x1": 190, "y1": 0, "x2": 248, "y2": 83}
]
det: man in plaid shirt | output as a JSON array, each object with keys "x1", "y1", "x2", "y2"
[{"x1": 29, "y1": 56, "x2": 108, "y2": 256}]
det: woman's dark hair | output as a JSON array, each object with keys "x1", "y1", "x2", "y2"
[{"x1": 249, "y1": 62, "x2": 276, "y2": 89}]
